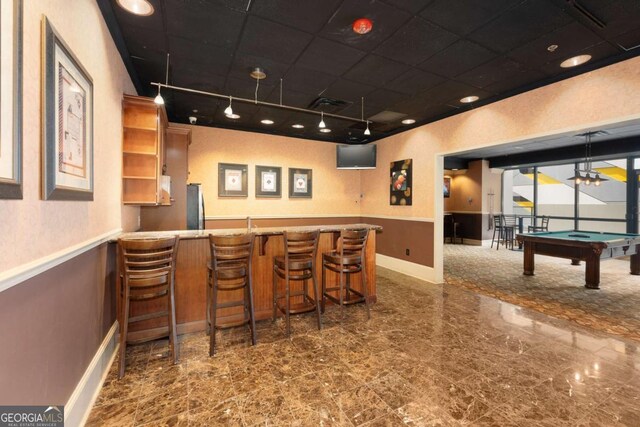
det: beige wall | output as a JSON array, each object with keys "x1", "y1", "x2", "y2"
[
  {"x1": 444, "y1": 160, "x2": 483, "y2": 212},
  {"x1": 0, "y1": 0, "x2": 137, "y2": 272},
  {"x1": 181, "y1": 124, "x2": 362, "y2": 217},
  {"x1": 362, "y1": 56, "x2": 640, "y2": 220}
]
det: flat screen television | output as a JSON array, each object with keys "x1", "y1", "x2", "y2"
[{"x1": 336, "y1": 144, "x2": 377, "y2": 169}]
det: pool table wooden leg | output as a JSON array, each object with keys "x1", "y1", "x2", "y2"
[
  {"x1": 523, "y1": 242, "x2": 535, "y2": 276},
  {"x1": 631, "y1": 249, "x2": 640, "y2": 276},
  {"x1": 585, "y1": 254, "x2": 600, "y2": 289}
]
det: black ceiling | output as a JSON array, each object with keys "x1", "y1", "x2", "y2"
[{"x1": 98, "y1": 0, "x2": 640, "y2": 144}]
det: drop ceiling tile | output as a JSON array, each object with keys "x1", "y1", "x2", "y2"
[
  {"x1": 420, "y1": 0, "x2": 520, "y2": 36},
  {"x1": 387, "y1": 68, "x2": 446, "y2": 95},
  {"x1": 170, "y1": 62, "x2": 225, "y2": 92},
  {"x1": 365, "y1": 88, "x2": 407, "y2": 107},
  {"x1": 482, "y1": 66, "x2": 547, "y2": 94},
  {"x1": 237, "y1": 16, "x2": 314, "y2": 64},
  {"x1": 507, "y1": 21, "x2": 604, "y2": 70},
  {"x1": 319, "y1": 0, "x2": 412, "y2": 52},
  {"x1": 612, "y1": 28, "x2": 640, "y2": 51},
  {"x1": 343, "y1": 55, "x2": 411, "y2": 86},
  {"x1": 111, "y1": 0, "x2": 164, "y2": 31},
  {"x1": 121, "y1": 27, "x2": 166, "y2": 59},
  {"x1": 250, "y1": 0, "x2": 343, "y2": 33},
  {"x1": 382, "y1": 0, "x2": 435, "y2": 14},
  {"x1": 324, "y1": 79, "x2": 376, "y2": 103},
  {"x1": 297, "y1": 38, "x2": 367, "y2": 76},
  {"x1": 456, "y1": 56, "x2": 541, "y2": 89},
  {"x1": 575, "y1": 0, "x2": 640, "y2": 39},
  {"x1": 224, "y1": 75, "x2": 276, "y2": 101},
  {"x1": 168, "y1": 36, "x2": 235, "y2": 76},
  {"x1": 227, "y1": 54, "x2": 290, "y2": 87},
  {"x1": 537, "y1": 41, "x2": 620, "y2": 75},
  {"x1": 468, "y1": 0, "x2": 573, "y2": 54},
  {"x1": 339, "y1": 103, "x2": 384, "y2": 121},
  {"x1": 265, "y1": 88, "x2": 318, "y2": 109},
  {"x1": 418, "y1": 39, "x2": 496, "y2": 77},
  {"x1": 282, "y1": 65, "x2": 338, "y2": 96},
  {"x1": 165, "y1": 0, "x2": 245, "y2": 47}
]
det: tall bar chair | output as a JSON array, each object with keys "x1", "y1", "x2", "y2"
[
  {"x1": 502, "y1": 214, "x2": 517, "y2": 249},
  {"x1": 272, "y1": 230, "x2": 322, "y2": 336},
  {"x1": 490, "y1": 215, "x2": 504, "y2": 250},
  {"x1": 207, "y1": 233, "x2": 256, "y2": 356},
  {"x1": 528, "y1": 216, "x2": 550, "y2": 232},
  {"x1": 321, "y1": 229, "x2": 371, "y2": 319},
  {"x1": 117, "y1": 236, "x2": 180, "y2": 379}
]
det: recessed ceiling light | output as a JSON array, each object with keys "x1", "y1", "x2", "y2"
[
  {"x1": 320, "y1": 128, "x2": 332, "y2": 133},
  {"x1": 226, "y1": 113, "x2": 240, "y2": 119},
  {"x1": 116, "y1": 0, "x2": 154, "y2": 16},
  {"x1": 192, "y1": 109, "x2": 198, "y2": 113},
  {"x1": 560, "y1": 54, "x2": 591, "y2": 68},
  {"x1": 460, "y1": 95, "x2": 479, "y2": 104},
  {"x1": 261, "y1": 119, "x2": 274, "y2": 125},
  {"x1": 547, "y1": 44, "x2": 558, "y2": 52},
  {"x1": 401, "y1": 119, "x2": 416, "y2": 125},
  {"x1": 292, "y1": 124, "x2": 304, "y2": 129}
]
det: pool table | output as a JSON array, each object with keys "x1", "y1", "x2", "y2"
[{"x1": 515, "y1": 230, "x2": 640, "y2": 289}]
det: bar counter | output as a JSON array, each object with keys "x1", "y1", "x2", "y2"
[{"x1": 115, "y1": 223, "x2": 381, "y2": 341}]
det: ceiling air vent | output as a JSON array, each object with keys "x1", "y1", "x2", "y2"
[
  {"x1": 307, "y1": 97, "x2": 351, "y2": 114},
  {"x1": 367, "y1": 110, "x2": 407, "y2": 123}
]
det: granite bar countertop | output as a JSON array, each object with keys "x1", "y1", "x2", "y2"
[{"x1": 115, "y1": 223, "x2": 382, "y2": 241}]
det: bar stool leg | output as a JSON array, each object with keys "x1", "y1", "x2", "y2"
[
  {"x1": 311, "y1": 265, "x2": 321, "y2": 330},
  {"x1": 209, "y1": 276, "x2": 218, "y2": 357},
  {"x1": 247, "y1": 277, "x2": 257, "y2": 346},
  {"x1": 339, "y1": 265, "x2": 345, "y2": 319},
  {"x1": 321, "y1": 264, "x2": 327, "y2": 314},
  {"x1": 285, "y1": 274, "x2": 291, "y2": 336},
  {"x1": 272, "y1": 266, "x2": 278, "y2": 322},
  {"x1": 169, "y1": 276, "x2": 178, "y2": 364},
  {"x1": 206, "y1": 271, "x2": 211, "y2": 335},
  {"x1": 118, "y1": 283, "x2": 130, "y2": 379},
  {"x1": 362, "y1": 264, "x2": 371, "y2": 320}
]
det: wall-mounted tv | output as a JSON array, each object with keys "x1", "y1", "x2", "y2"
[{"x1": 336, "y1": 144, "x2": 377, "y2": 169}]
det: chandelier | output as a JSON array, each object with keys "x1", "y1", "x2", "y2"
[{"x1": 566, "y1": 131, "x2": 608, "y2": 186}]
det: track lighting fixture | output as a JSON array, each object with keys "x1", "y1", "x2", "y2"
[
  {"x1": 318, "y1": 111, "x2": 326, "y2": 128},
  {"x1": 364, "y1": 121, "x2": 371, "y2": 136},
  {"x1": 154, "y1": 87, "x2": 164, "y2": 105},
  {"x1": 224, "y1": 96, "x2": 233, "y2": 116}
]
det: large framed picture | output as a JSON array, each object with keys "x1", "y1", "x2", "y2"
[
  {"x1": 289, "y1": 167, "x2": 312, "y2": 198},
  {"x1": 0, "y1": 0, "x2": 23, "y2": 199},
  {"x1": 255, "y1": 165, "x2": 281, "y2": 198},
  {"x1": 42, "y1": 16, "x2": 94, "y2": 200},
  {"x1": 390, "y1": 159, "x2": 412, "y2": 206},
  {"x1": 218, "y1": 162, "x2": 247, "y2": 197}
]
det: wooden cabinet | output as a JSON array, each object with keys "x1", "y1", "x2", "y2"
[
  {"x1": 122, "y1": 95, "x2": 169, "y2": 205},
  {"x1": 140, "y1": 127, "x2": 192, "y2": 231}
]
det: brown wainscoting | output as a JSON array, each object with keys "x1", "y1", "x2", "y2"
[
  {"x1": 446, "y1": 212, "x2": 484, "y2": 242},
  {"x1": 0, "y1": 243, "x2": 116, "y2": 405},
  {"x1": 361, "y1": 217, "x2": 434, "y2": 268},
  {"x1": 204, "y1": 216, "x2": 361, "y2": 230}
]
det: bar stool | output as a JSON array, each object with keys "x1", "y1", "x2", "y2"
[
  {"x1": 502, "y1": 214, "x2": 517, "y2": 249},
  {"x1": 490, "y1": 215, "x2": 504, "y2": 250},
  {"x1": 207, "y1": 233, "x2": 256, "y2": 356},
  {"x1": 321, "y1": 229, "x2": 371, "y2": 319},
  {"x1": 117, "y1": 236, "x2": 180, "y2": 379},
  {"x1": 272, "y1": 230, "x2": 321, "y2": 336}
]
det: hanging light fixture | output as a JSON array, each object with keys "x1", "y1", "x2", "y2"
[
  {"x1": 224, "y1": 96, "x2": 233, "y2": 116},
  {"x1": 154, "y1": 53, "x2": 170, "y2": 105},
  {"x1": 318, "y1": 111, "x2": 326, "y2": 128},
  {"x1": 364, "y1": 121, "x2": 371, "y2": 135},
  {"x1": 566, "y1": 131, "x2": 609, "y2": 186}
]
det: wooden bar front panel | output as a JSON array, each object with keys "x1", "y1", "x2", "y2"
[{"x1": 122, "y1": 230, "x2": 377, "y2": 338}]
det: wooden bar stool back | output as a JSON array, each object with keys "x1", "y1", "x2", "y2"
[
  {"x1": 491, "y1": 215, "x2": 503, "y2": 250},
  {"x1": 117, "y1": 236, "x2": 180, "y2": 378},
  {"x1": 207, "y1": 233, "x2": 256, "y2": 356},
  {"x1": 272, "y1": 230, "x2": 321, "y2": 336},
  {"x1": 321, "y1": 229, "x2": 370, "y2": 319}
]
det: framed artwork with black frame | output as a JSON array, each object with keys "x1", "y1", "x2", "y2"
[
  {"x1": 390, "y1": 159, "x2": 412, "y2": 206},
  {"x1": 42, "y1": 16, "x2": 94, "y2": 201},
  {"x1": 0, "y1": 0, "x2": 23, "y2": 199},
  {"x1": 444, "y1": 176, "x2": 451, "y2": 198},
  {"x1": 288, "y1": 167, "x2": 312, "y2": 198},
  {"x1": 255, "y1": 165, "x2": 281, "y2": 198},
  {"x1": 218, "y1": 162, "x2": 247, "y2": 197}
]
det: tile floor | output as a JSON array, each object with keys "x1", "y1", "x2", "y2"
[{"x1": 87, "y1": 253, "x2": 640, "y2": 426}]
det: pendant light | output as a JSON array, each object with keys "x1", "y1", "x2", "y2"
[
  {"x1": 155, "y1": 53, "x2": 169, "y2": 105},
  {"x1": 361, "y1": 97, "x2": 371, "y2": 136},
  {"x1": 224, "y1": 96, "x2": 233, "y2": 116},
  {"x1": 566, "y1": 131, "x2": 608, "y2": 185},
  {"x1": 364, "y1": 121, "x2": 371, "y2": 135},
  {"x1": 318, "y1": 111, "x2": 326, "y2": 128}
]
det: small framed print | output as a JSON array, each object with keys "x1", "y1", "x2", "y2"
[
  {"x1": 42, "y1": 16, "x2": 94, "y2": 200},
  {"x1": 218, "y1": 163, "x2": 247, "y2": 197},
  {"x1": 288, "y1": 167, "x2": 312, "y2": 198},
  {"x1": 0, "y1": 0, "x2": 23, "y2": 199},
  {"x1": 255, "y1": 165, "x2": 281, "y2": 198},
  {"x1": 390, "y1": 159, "x2": 412, "y2": 206}
]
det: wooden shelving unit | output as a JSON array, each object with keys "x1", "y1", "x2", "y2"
[{"x1": 122, "y1": 95, "x2": 168, "y2": 205}]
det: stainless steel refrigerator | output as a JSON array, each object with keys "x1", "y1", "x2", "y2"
[{"x1": 186, "y1": 184, "x2": 205, "y2": 230}]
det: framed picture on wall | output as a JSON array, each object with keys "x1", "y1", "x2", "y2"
[
  {"x1": 42, "y1": 16, "x2": 94, "y2": 201},
  {"x1": 0, "y1": 0, "x2": 23, "y2": 199},
  {"x1": 444, "y1": 176, "x2": 451, "y2": 198},
  {"x1": 390, "y1": 159, "x2": 412, "y2": 205},
  {"x1": 288, "y1": 167, "x2": 312, "y2": 198},
  {"x1": 218, "y1": 162, "x2": 247, "y2": 197},
  {"x1": 255, "y1": 165, "x2": 281, "y2": 198}
]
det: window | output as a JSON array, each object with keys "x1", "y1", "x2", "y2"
[
  {"x1": 537, "y1": 164, "x2": 575, "y2": 231},
  {"x1": 578, "y1": 159, "x2": 626, "y2": 232}
]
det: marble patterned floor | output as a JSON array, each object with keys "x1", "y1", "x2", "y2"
[
  {"x1": 87, "y1": 266, "x2": 640, "y2": 426},
  {"x1": 444, "y1": 243, "x2": 640, "y2": 342}
]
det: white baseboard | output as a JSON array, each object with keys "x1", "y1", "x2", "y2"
[
  {"x1": 66, "y1": 321, "x2": 118, "y2": 427},
  {"x1": 376, "y1": 253, "x2": 439, "y2": 284}
]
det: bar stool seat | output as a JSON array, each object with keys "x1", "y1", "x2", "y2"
[
  {"x1": 272, "y1": 230, "x2": 322, "y2": 336},
  {"x1": 322, "y1": 229, "x2": 371, "y2": 319},
  {"x1": 207, "y1": 233, "x2": 256, "y2": 356},
  {"x1": 117, "y1": 236, "x2": 180, "y2": 379}
]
